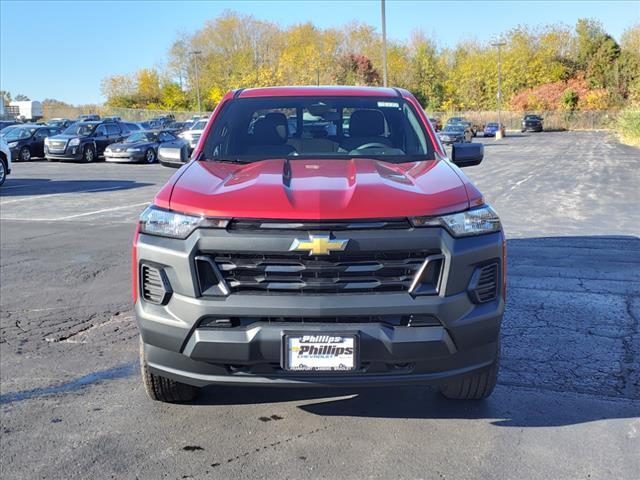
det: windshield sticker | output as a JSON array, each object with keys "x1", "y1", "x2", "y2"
[{"x1": 377, "y1": 101, "x2": 400, "y2": 108}]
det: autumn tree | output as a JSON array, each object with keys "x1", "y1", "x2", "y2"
[
  {"x1": 334, "y1": 54, "x2": 380, "y2": 86},
  {"x1": 99, "y1": 11, "x2": 637, "y2": 112}
]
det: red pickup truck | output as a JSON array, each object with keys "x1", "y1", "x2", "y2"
[{"x1": 134, "y1": 86, "x2": 505, "y2": 403}]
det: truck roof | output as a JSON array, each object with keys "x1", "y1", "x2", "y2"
[{"x1": 238, "y1": 85, "x2": 403, "y2": 98}]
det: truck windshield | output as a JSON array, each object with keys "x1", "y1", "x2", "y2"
[{"x1": 201, "y1": 96, "x2": 435, "y2": 163}]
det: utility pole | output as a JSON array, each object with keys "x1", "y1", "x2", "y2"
[
  {"x1": 381, "y1": 0, "x2": 388, "y2": 87},
  {"x1": 491, "y1": 41, "x2": 506, "y2": 125},
  {"x1": 191, "y1": 50, "x2": 202, "y2": 113}
]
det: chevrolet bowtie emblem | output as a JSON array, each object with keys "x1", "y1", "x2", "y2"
[{"x1": 289, "y1": 234, "x2": 348, "y2": 256}]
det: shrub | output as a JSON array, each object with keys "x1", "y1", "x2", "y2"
[{"x1": 617, "y1": 108, "x2": 640, "y2": 146}]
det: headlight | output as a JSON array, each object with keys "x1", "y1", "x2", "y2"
[
  {"x1": 410, "y1": 205, "x2": 501, "y2": 237},
  {"x1": 139, "y1": 205, "x2": 229, "y2": 239},
  {"x1": 127, "y1": 147, "x2": 142, "y2": 152},
  {"x1": 7, "y1": 141, "x2": 18, "y2": 147},
  {"x1": 68, "y1": 138, "x2": 80, "y2": 146},
  {"x1": 44, "y1": 137, "x2": 50, "y2": 145}
]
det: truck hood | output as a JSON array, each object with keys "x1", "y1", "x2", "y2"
[{"x1": 167, "y1": 158, "x2": 471, "y2": 220}]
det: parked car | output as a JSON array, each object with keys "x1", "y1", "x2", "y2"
[
  {"x1": 483, "y1": 122, "x2": 506, "y2": 137},
  {"x1": 77, "y1": 114, "x2": 101, "y2": 122},
  {"x1": 0, "y1": 136, "x2": 11, "y2": 186},
  {"x1": 46, "y1": 118, "x2": 73, "y2": 130},
  {"x1": 105, "y1": 130, "x2": 186, "y2": 164},
  {"x1": 0, "y1": 120, "x2": 20, "y2": 131},
  {"x1": 165, "y1": 121, "x2": 190, "y2": 134},
  {"x1": 521, "y1": 114, "x2": 543, "y2": 132},
  {"x1": 446, "y1": 116, "x2": 481, "y2": 137},
  {"x1": 157, "y1": 138, "x2": 191, "y2": 167},
  {"x1": 438, "y1": 123, "x2": 473, "y2": 144},
  {"x1": 149, "y1": 115, "x2": 175, "y2": 129},
  {"x1": 135, "y1": 86, "x2": 503, "y2": 404},
  {"x1": 428, "y1": 117, "x2": 442, "y2": 131},
  {"x1": 2, "y1": 124, "x2": 60, "y2": 161},
  {"x1": 45, "y1": 121, "x2": 125, "y2": 162},
  {"x1": 178, "y1": 119, "x2": 208, "y2": 151},
  {"x1": 121, "y1": 122, "x2": 143, "y2": 134}
]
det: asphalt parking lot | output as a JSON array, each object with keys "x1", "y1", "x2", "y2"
[{"x1": 1, "y1": 131, "x2": 639, "y2": 479}]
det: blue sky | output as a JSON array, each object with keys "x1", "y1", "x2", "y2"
[{"x1": 1, "y1": 0, "x2": 638, "y2": 105}]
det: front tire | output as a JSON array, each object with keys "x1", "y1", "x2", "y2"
[
  {"x1": 440, "y1": 355, "x2": 499, "y2": 400},
  {"x1": 19, "y1": 146, "x2": 31, "y2": 162},
  {"x1": 82, "y1": 145, "x2": 95, "y2": 163},
  {"x1": 0, "y1": 159, "x2": 6, "y2": 186},
  {"x1": 144, "y1": 148, "x2": 156, "y2": 164},
  {"x1": 139, "y1": 337, "x2": 199, "y2": 403}
]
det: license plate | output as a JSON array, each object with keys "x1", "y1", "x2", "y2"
[{"x1": 284, "y1": 334, "x2": 357, "y2": 372}]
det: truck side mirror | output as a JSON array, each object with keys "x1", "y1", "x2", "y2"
[{"x1": 451, "y1": 143, "x2": 483, "y2": 167}]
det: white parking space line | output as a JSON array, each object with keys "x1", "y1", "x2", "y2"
[
  {"x1": 0, "y1": 185, "x2": 130, "y2": 205},
  {"x1": 0, "y1": 202, "x2": 149, "y2": 222},
  {"x1": 53, "y1": 202, "x2": 149, "y2": 220}
]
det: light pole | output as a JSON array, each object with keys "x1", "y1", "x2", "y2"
[
  {"x1": 190, "y1": 50, "x2": 202, "y2": 113},
  {"x1": 381, "y1": 0, "x2": 388, "y2": 87},
  {"x1": 491, "y1": 41, "x2": 506, "y2": 125}
]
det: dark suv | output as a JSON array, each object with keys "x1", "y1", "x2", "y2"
[{"x1": 45, "y1": 121, "x2": 126, "y2": 162}]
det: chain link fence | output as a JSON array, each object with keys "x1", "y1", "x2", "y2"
[
  {"x1": 426, "y1": 110, "x2": 618, "y2": 131},
  {"x1": 42, "y1": 104, "x2": 618, "y2": 131},
  {"x1": 43, "y1": 105, "x2": 211, "y2": 122}
]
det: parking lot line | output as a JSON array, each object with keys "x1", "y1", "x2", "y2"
[
  {"x1": 0, "y1": 185, "x2": 131, "y2": 205},
  {"x1": 53, "y1": 202, "x2": 149, "y2": 220}
]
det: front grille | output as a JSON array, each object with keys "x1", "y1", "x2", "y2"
[
  {"x1": 141, "y1": 264, "x2": 171, "y2": 305},
  {"x1": 228, "y1": 219, "x2": 411, "y2": 231},
  {"x1": 468, "y1": 262, "x2": 499, "y2": 303},
  {"x1": 48, "y1": 140, "x2": 67, "y2": 151},
  {"x1": 203, "y1": 251, "x2": 441, "y2": 294},
  {"x1": 198, "y1": 314, "x2": 440, "y2": 328}
]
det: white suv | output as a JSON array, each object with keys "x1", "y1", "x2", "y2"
[
  {"x1": 0, "y1": 136, "x2": 12, "y2": 186},
  {"x1": 178, "y1": 119, "x2": 208, "y2": 152}
]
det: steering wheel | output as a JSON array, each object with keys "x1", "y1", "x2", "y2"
[{"x1": 354, "y1": 142, "x2": 389, "y2": 150}]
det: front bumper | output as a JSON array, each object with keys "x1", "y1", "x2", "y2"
[
  {"x1": 136, "y1": 227, "x2": 504, "y2": 387},
  {"x1": 105, "y1": 151, "x2": 145, "y2": 163},
  {"x1": 439, "y1": 137, "x2": 464, "y2": 145},
  {"x1": 45, "y1": 144, "x2": 84, "y2": 161}
]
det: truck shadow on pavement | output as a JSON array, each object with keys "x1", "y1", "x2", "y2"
[
  {"x1": 193, "y1": 235, "x2": 640, "y2": 426},
  {"x1": 0, "y1": 178, "x2": 153, "y2": 197}
]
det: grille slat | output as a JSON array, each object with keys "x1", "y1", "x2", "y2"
[
  {"x1": 141, "y1": 264, "x2": 171, "y2": 304},
  {"x1": 470, "y1": 263, "x2": 499, "y2": 303},
  {"x1": 205, "y1": 251, "x2": 438, "y2": 294},
  {"x1": 228, "y1": 219, "x2": 412, "y2": 231}
]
